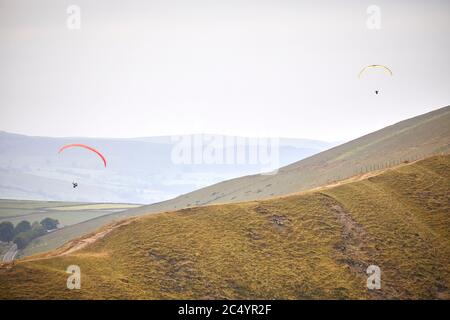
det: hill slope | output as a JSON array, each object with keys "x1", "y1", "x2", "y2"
[
  {"x1": 1, "y1": 155, "x2": 449, "y2": 299},
  {"x1": 146, "y1": 105, "x2": 450, "y2": 208},
  {"x1": 21, "y1": 105, "x2": 450, "y2": 258}
]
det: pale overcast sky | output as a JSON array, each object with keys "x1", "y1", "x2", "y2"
[{"x1": 0, "y1": 0, "x2": 449, "y2": 141}]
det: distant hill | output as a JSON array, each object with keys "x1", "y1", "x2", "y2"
[
  {"x1": 133, "y1": 105, "x2": 450, "y2": 210},
  {"x1": 18, "y1": 105, "x2": 450, "y2": 258},
  {"x1": 0, "y1": 132, "x2": 334, "y2": 203},
  {"x1": 2, "y1": 155, "x2": 449, "y2": 299}
]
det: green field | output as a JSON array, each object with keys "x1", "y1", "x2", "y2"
[
  {"x1": 0, "y1": 200, "x2": 85, "y2": 220},
  {"x1": 48, "y1": 204, "x2": 140, "y2": 211},
  {"x1": 1, "y1": 155, "x2": 448, "y2": 299},
  {"x1": 0, "y1": 200, "x2": 140, "y2": 227}
]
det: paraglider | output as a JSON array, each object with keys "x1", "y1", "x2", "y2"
[
  {"x1": 58, "y1": 144, "x2": 107, "y2": 167},
  {"x1": 358, "y1": 65, "x2": 393, "y2": 95},
  {"x1": 58, "y1": 144, "x2": 107, "y2": 189},
  {"x1": 358, "y1": 65, "x2": 393, "y2": 78}
]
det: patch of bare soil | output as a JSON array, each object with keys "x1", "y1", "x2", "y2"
[
  {"x1": 328, "y1": 202, "x2": 372, "y2": 273},
  {"x1": 321, "y1": 195, "x2": 390, "y2": 299},
  {"x1": 22, "y1": 218, "x2": 136, "y2": 262}
]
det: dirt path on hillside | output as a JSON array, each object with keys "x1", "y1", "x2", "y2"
[
  {"x1": 14, "y1": 218, "x2": 137, "y2": 263},
  {"x1": 58, "y1": 220, "x2": 132, "y2": 256},
  {"x1": 329, "y1": 202, "x2": 372, "y2": 272},
  {"x1": 280, "y1": 160, "x2": 420, "y2": 200}
]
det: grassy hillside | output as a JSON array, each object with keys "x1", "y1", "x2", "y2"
[
  {"x1": 1, "y1": 155, "x2": 448, "y2": 299},
  {"x1": 17, "y1": 207, "x2": 142, "y2": 258},
  {"x1": 21, "y1": 106, "x2": 450, "y2": 258}
]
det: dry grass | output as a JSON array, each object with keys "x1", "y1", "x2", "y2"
[{"x1": 0, "y1": 155, "x2": 449, "y2": 299}]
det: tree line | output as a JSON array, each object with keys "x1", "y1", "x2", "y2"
[{"x1": 0, "y1": 218, "x2": 59, "y2": 249}]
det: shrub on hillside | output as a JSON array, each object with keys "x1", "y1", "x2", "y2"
[
  {"x1": 13, "y1": 222, "x2": 47, "y2": 250},
  {"x1": 0, "y1": 221, "x2": 15, "y2": 242},
  {"x1": 2, "y1": 217, "x2": 59, "y2": 250},
  {"x1": 13, "y1": 233, "x2": 29, "y2": 249},
  {"x1": 40, "y1": 217, "x2": 59, "y2": 231},
  {"x1": 14, "y1": 220, "x2": 31, "y2": 234}
]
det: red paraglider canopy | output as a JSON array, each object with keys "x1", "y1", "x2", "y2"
[{"x1": 58, "y1": 144, "x2": 107, "y2": 167}]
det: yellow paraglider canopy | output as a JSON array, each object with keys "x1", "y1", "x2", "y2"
[{"x1": 358, "y1": 65, "x2": 393, "y2": 78}]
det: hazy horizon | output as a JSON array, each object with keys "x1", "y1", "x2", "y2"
[{"x1": 0, "y1": 128, "x2": 342, "y2": 143}]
